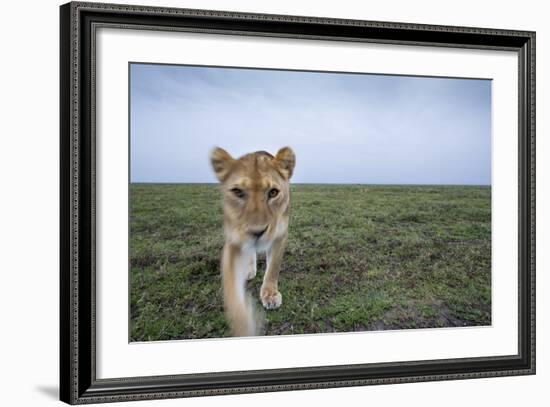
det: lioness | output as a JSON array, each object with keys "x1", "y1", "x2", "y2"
[{"x1": 210, "y1": 147, "x2": 296, "y2": 336}]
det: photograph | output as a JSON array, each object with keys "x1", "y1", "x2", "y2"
[
  {"x1": 59, "y1": 2, "x2": 536, "y2": 403},
  {"x1": 129, "y1": 62, "x2": 492, "y2": 341}
]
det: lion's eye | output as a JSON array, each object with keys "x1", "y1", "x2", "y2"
[
  {"x1": 230, "y1": 188, "x2": 245, "y2": 198},
  {"x1": 268, "y1": 188, "x2": 279, "y2": 199}
]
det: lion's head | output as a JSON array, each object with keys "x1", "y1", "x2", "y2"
[{"x1": 210, "y1": 147, "x2": 296, "y2": 249}]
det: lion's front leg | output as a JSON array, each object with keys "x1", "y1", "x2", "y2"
[
  {"x1": 260, "y1": 234, "x2": 287, "y2": 310},
  {"x1": 222, "y1": 244, "x2": 257, "y2": 336}
]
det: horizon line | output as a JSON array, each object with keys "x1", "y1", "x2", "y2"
[{"x1": 129, "y1": 182, "x2": 491, "y2": 187}]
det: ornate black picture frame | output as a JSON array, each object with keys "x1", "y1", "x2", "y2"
[{"x1": 60, "y1": 1, "x2": 535, "y2": 404}]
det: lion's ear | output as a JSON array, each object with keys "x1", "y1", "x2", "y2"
[
  {"x1": 210, "y1": 147, "x2": 235, "y2": 182},
  {"x1": 275, "y1": 147, "x2": 296, "y2": 180}
]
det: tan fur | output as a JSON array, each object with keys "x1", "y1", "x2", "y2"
[{"x1": 210, "y1": 147, "x2": 296, "y2": 336}]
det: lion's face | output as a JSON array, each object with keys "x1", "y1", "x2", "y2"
[{"x1": 211, "y1": 147, "x2": 296, "y2": 249}]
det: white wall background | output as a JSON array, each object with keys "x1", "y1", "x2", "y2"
[{"x1": 0, "y1": 0, "x2": 547, "y2": 405}]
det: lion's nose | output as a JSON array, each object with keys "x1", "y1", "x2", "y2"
[{"x1": 249, "y1": 226, "x2": 268, "y2": 239}]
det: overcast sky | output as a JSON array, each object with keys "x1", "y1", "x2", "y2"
[{"x1": 130, "y1": 63, "x2": 491, "y2": 185}]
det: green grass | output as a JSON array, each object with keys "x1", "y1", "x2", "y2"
[{"x1": 130, "y1": 183, "x2": 491, "y2": 341}]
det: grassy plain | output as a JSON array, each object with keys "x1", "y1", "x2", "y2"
[{"x1": 130, "y1": 183, "x2": 491, "y2": 341}]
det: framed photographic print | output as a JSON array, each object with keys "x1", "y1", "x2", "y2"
[{"x1": 60, "y1": 1, "x2": 536, "y2": 404}]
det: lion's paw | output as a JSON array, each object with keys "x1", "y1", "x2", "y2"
[{"x1": 260, "y1": 286, "x2": 282, "y2": 310}]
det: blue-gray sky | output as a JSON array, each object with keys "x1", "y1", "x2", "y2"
[{"x1": 130, "y1": 63, "x2": 491, "y2": 185}]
